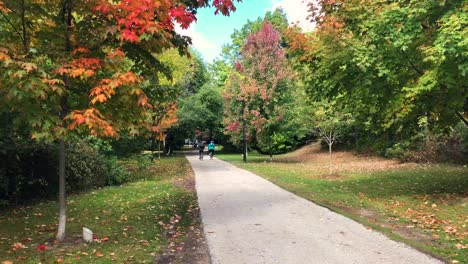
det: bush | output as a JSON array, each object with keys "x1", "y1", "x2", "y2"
[
  {"x1": 0, "y1": 128, "x2": 131, "y2": 207},
  {"x1": 104, "y1": 158, "x2": 131, "y2": 185},
  {"x1": 385, "y1": 123, "x2": 468, "y2": 164},
  {"x1": 66, "y1": 142, "x2": 107, "y2": 192}
]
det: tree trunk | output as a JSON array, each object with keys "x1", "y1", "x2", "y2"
[
  {"x1": 150, "y1": 132, "x2": 155, "y2": 163},
  {"x1": 328, "y1": 142, "x2": 333, "y2": 175},
  {"x1": 269, "y1": 147, "x2": 273, "y2": 162},
  {"x1": 21, "y1": 0, "x2": 29, "y2": 54},
  {"x1": 242, "y1": 101, "x2": 247, "y2": 163},
  {"x1": 158, "y1": 140, "x2": 161, "y2": 160},
  {"x1": 56, "y1": 0, "x2": 72, "y2": 241},
  {"x1": 56, "y1": 140, "x2": 66, "y2": 241}
]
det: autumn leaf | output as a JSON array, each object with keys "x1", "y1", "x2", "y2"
[
  {"x1": 12, "y1": 242, "x2": 27, "y2": 250},
  {"x1": 37, "y1": 244, "x2": 46, "y2": 251},
  {"x1": 21, "y1": 62, "x2": 37, "y2": 73}
]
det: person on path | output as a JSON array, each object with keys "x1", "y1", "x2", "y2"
[
  {"x1": 198, "y1": 141, "x2": 205, "y2": 160},
  {"x1": 208, "y1": 141, "x2": 215, "y2": 159}
]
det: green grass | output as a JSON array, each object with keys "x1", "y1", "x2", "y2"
[
  {"x1": 0, "y1": 155, "x2": 196, "y2": 263},
  {"x1": 218, "y1": 151, "x2": 468, "y2": 263}
]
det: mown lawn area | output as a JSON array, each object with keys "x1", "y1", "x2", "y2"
[
  {"x1": 0, "y1": 154, "x2": 200, "y2": 264},
  {"x1": 217, "y1": 145, "x2": 468, "y2": 263}
]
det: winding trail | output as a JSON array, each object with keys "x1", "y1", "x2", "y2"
[{"x1": 186, "y1": 153, "x2": 442, "y2": 264}]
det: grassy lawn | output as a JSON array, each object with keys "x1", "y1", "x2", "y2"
[
  {"x1": 217, "y1": 145, "x2": 468, "y2": 263},
  {"x1": 0, "y1": 155, "x2": 199, "y2": 264}
]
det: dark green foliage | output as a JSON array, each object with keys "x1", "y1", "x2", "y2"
[
  {"x1": 0, "y1": 117, "x2": 131, "y2": 207},
  {"x1": 177, "y1": 84, "x2": 224, "y2": 140},
  {"x1": 66, "y1": 142, "x2": 107, "y2": 192},
  {"x1": 385, "y1": 122, "x2": 468, "y2": 164},
  {"x1": 109, "y1": 132, "x2": 148, "y2": 157},
  {"x1": 103, "y1": 157, "x2": 132, "y2": 185}
]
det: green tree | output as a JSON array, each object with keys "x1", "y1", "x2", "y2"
[
  {"x1": 224, "y1": 22, "x2": 296, "y2": 161},
  {"x1": 288, "y1": 0, "x2": 467, "y2": 153},
  {"x1": 0, "y1": 0, "x2": 240, "y2": 241}
]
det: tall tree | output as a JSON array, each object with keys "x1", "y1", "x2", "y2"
[
  {"x1": 0, "y1": 0, "x2": 240, "y2": 241},
  {"x1": 288, "y1": 0, "x2": 467, "y2": 151},
  {"x1": 224, "y1": 22, "x2": 294, "y2": 160}
]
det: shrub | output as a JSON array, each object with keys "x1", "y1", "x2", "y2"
[
  {"x1": 386, "y1": 122, "x2": 468, "y2": 164},
  {"x1": 65, "y1": 142, "x2": 107, "y2": 192},
  {"x1": 104, "y1": 158, "x2": 131, "y2": 185}
]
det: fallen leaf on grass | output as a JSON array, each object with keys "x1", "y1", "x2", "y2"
[
  {"x1": 2, "y1": 261, "x2": 13, "y2": 264},
  {"x1": 37, "y1": 244, "x2": 46, "y2": 251},
  {"x1": 12, "y1": 242, "x2": 27, "y2": 250},
  {"x1": 95, "y1": 252, "x2": 104, "y2": 257},
  {"x1": 56, "y1": 258, "x2": 64, "y2": 263},
  {"x1": 455, "y1": 243, "x2": 467, "y2": 249}
]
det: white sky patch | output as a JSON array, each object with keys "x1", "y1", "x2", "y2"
[
  {"x1": 175, "y1": 23, "x2": 218, "y2": 62},
  {"x1": 271, "y1": 0, "x2": 315, "y2": 32}
]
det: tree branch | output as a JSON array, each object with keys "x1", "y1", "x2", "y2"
[
  {"x1": 455, "y1": 111, "x2": 468, "y2": 127},
  {"x1": 0, "y1": 12, "x2": 24, "y2": 44},
  {"x1": 408, "y1": 58, "x2": 424, "y2": 76}
]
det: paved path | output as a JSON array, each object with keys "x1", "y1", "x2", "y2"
[{"x1": 187, "y1": 154, "x2": 442, "y2": 264}]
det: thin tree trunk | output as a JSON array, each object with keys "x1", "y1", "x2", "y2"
[
  {"x1": 242, "y1": 101, "x2": 247, "y2": 163},
  {"x1": 158, "y1": 140, "x2": 161, "y2": 160},
  {"x1": 329, "y1": 131, "x2": 333, "y2": 175},
  {"x1": 455, "y1": 111, "x2": 468, "y2": 127},
  {"x1": 56, "y1": 0, "x2": 72, "y2": 242},
  {"x1": 328, "y1": 141, "x2": 333, "y2": 175},
  {"x1": 21, "y1": 0, "x2": 29, "y2": 53},
  {"x1": 269, "y1": 147, "x2": 273, "y2": 162},
  {"x1": 150, "y1": 132, "x2": 155, "y2": 163},
  {"x1": 56, "y1": 140, "x2": 66, "y2": 241}
]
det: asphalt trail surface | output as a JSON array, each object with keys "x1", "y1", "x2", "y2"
[{"x1": 187, "y1": 153, "x2": 442, "y2": 264}]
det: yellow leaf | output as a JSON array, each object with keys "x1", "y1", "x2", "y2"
[
  {"x1": 56, "y1": 258, "x2": 64, "y2": 263},
  {"x1": 2, "y1": 261, "x2": 14, "y2": 264}
]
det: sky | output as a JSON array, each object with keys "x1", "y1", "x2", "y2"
[{"x1": 176, "y1": 0, "x2": 313, "y2": 63}]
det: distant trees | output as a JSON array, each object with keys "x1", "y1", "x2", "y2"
[{"x1": 287, "y1": 0, "x2": 467, "y2": 156}]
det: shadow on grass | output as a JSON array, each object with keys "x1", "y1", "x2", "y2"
[
  {"x1": 216, "y1": 152, "x2": 304, "y2": 164},
  {"x1": 321, "y1": 168, "x2": 468, "y2": 198}
]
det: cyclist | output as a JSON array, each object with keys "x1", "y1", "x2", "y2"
[
  {"x1": 198, "y1": 141, "x2": 205, "y2": 160},
  {"x1": 208, "y1": 141, "x2": 215, "y2": 159}
]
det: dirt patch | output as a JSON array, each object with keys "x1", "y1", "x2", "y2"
[
  {"x1": 278, "y1": 143, "x2": 419, "y2": 174},
  {"x1": 154, "y1": 165, "x2": 210, "y2": 264}
]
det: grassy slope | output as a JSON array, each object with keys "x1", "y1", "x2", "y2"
[
  {"x1": 0, "y1": 155, "x2": 197, "y2": 264},
  {"x1": 218, "y1": 147, "x2": 467, "y2": 263}
]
